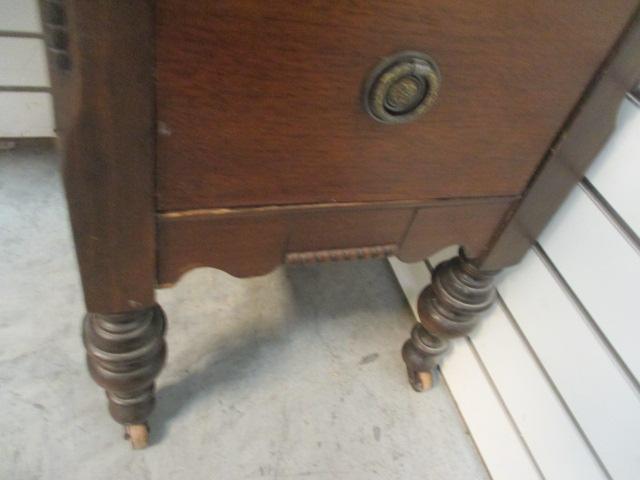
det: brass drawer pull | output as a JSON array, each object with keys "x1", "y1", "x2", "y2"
[{"x1": 364, "y1": 51, "x2": 441, "y2": 124}]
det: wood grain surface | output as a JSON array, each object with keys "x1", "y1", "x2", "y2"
[
  {"x1": 482, "y1": 6, "x2": 640, "y2": 270},
  {"x1": 155, "y1": 0, "x2": 636, "y2": 210},
  {"x1": 156, "y1": 198, "x2": 514, "y2": 285},
  {"x1": 43, "y1": 0, "x2": 157, "y2": 313}
]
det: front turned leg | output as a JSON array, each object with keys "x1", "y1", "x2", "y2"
[
  {"x1": 83, "y1": 304, "x2": 167, "y2": 448},
  {"x1": 402, "y1": 248, "x2": 498, "y2": 391}
]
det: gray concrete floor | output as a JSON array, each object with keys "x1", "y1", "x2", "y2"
[{"x1": 0, "y1": 147, "x2": 488, "y2": 480}]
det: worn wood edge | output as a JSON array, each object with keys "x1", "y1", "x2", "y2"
[
  {"x1": 157, "y1": 195, "x2": 519, "y2": 220},
  {"x1": 481, "y1": 6, "x2": 640, "y2": 271}
]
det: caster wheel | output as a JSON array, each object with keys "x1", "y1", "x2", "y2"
[
  {"x1": 407, "y1": 368, "x2": 434, "y2": 392},
  {"x1": 124, "y1": 423, "x2": 149, "y2": 449}
]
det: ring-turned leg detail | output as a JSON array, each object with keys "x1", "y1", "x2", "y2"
[
  {"x1": 402, "y1": 323, "x2": 449, "y2": 391},
  {"x1": 83, "y1": 304, "x2": 167, "y2": 448},
  {"x1": 402, "y1": 248, "x2": 499, "y2": 391}
]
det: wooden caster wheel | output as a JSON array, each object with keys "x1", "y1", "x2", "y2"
[
  {"x1": 124, "y1": 423, "x2": 149, "y2": 449},
  {"x1": 407, "y1": 368, "x2": 434, "y2": 392}
]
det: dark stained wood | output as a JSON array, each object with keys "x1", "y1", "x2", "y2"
[
  {"x1": 42, "y1": 0, "x2": 157, "y2": 313},
  {"x1": 396, "y1": 200, "x2": 514, "y2": 262},
  {"x1": 155, "y1": 0, "x2": 636, "y2": 211},
  {"x1": 402, "y1": 249, "x2": 500, "y2": 392},
  {"x1": 42, "y1": 0, "x2": 166, "y2": 445},
  {"x1": 157, "y1": 212, "x2": 289, "y2": 284},
  {"x1": 42, "y1": 0, "x2": 640, "y2": 446},
  {"x1": 402, "y1": 324, "x2": 449, "y2": 392},
  {"x1": 156, "y1": 204, "x2": 412, "y2": 283},
  {"x1": 83, "y1": 304, "x2": 167, "y2": 427},
  {"x1": 482, "y1": 7, "x2": 640, "y2": 271},
  {"x1": 288, "y1": 207, "x2": 413, "y2": 252},
  {"x1": 418, "y1": 250, "x2": 498, "y2": 339},
  {"x1": 156, "y1": 198, "x2": 515, "y2": 286}
]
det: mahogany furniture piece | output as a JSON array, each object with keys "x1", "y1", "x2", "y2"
[{"x1": 41, "y1": 0, "x2": 640, "y2": 448}]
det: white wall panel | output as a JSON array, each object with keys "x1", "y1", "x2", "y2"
[
  {"x1": 0, "y1": 92, "x2": 54, "y2": 137},
  {"x1": 0, "y1": 1, "x2": 53, "y2": 138},
  {"x1": 498, "y1": 250, "x2": 640, "y2": 480},
  {"x1": 539, "y1": 186, "x2": 640, "y2": 380},
  {"x1": 389, "y1": 258, "x2": 542, "y2": 480},
  {"x1": 0, "y1": 0, "x2": 41, "y2": 33},
  {"x1": 0, "y1": 37, "x2": 49, "y2": 87},
  {"x1": 586, "y1": 98, "x2": 640, "y2": 236},
  {"x1": 441, "y1": 337, "x2": 542, "y2": 480},
  {"x1": 470, "y1": 303, "x2": 607, "y2": 480}
]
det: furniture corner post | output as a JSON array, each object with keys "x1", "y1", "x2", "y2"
[
  {"x1": 41, "y1": 0, "x2": 161, "y2": 447},
  {"x1": 401, "y1": 248, "x2": 500, "y2": 391}
]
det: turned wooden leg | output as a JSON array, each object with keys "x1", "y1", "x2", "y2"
[
  {"x1": 402, "y1": 248, "x2": 499, "y2": 391},
  {"x1": 83, "y1": 304, "x2": 167, "y2": 448}
]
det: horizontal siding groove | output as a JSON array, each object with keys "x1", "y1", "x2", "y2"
[
  {"x1": 438, "y1": 370, "x2": 495, "y2": 480},
  {"x1": 440, "y1": 336, "x2": 543, "y2": 480},
  {"x1": 532, "y1": 243, "x2": 640, "y2": 394},
  {"x1": 539, "y1": 185, "x2": 640, "y2": 382},
  {"x1": 585, "y1": 98, "x2": 640, "y2": 237},
  {"x1": 425, "y1": 259, "x2": 547, "y2": 480},
  {"x1": 497, "y1": 250, "x2": 640, "y2": 478},
  {"x1": 0, "y1": 31, "x2": 42, "y2": 39},
  {"x1": 471, "y1": 276, "x2": 608, "y2": 478},
  {"x1": 579, "y1": 178, "x2": 640, "y2": 254},
  {"x1": 496, "y1": 293, "x2": 613, "y2": 480},
  {"x1": 463, "y1": 334, "x2": 546, "y2": 480},
  {"x1": 0, "y1": 86, "x2": 51, "y2": 93}
]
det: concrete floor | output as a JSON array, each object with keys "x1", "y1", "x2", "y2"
[{"x1": 0, "y1": 147, "x2": 489, "y2": 480}]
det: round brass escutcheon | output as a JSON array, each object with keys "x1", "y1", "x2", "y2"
[{"x1": 364, "y1": 51, "x2": 441, "y2": 124}]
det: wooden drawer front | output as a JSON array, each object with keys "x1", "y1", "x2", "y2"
[
  {"x1": 156, "y1": 0, "x2": 635, "y2": 211},
  {"x1": 156, "y1": 199, "x2": 514, "y2": 285}
]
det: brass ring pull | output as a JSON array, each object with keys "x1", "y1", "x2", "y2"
[{"x1": 364, "y1": 51, "x2": 441, "y2": 124}]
